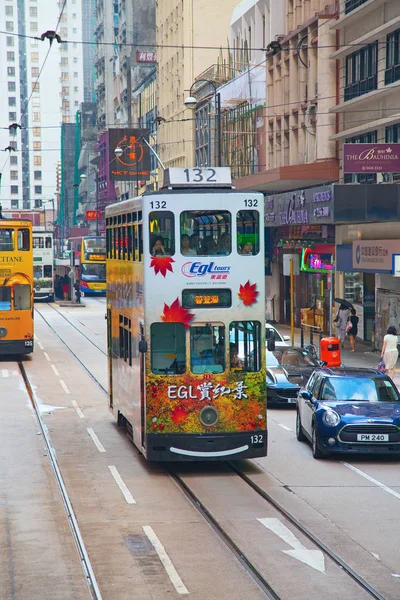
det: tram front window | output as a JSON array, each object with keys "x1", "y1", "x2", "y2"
[
  {"x1": 14, "y1": 284, "x2": 31, "y2": 310},
  {"x1": 0, "y1": 286, "x2": 11, "y2": 311},
  {"x1": 180, "y1": 211, "x2": 231, "y2": 256},
  {"x1": 229, "y1": 321, "x2": 261, "y2": 372},
  {"x1": 236, "y1": 210, "x2": 260, "y2": 255},
  {"x1": 190, "y1": 324, "x2": 225, "y2": 374},
  {"x1": 149, "y1": 211, "x2": 175, "y2": 256},
  {"x1": 151, "y1": 323, "x2": 186, "y2": 374},
  {"x1": 81, "y1": 263, "x2": 106, "y2": 282},
  {"x1": 0, "y1": 229, "x2": 14, "y2": 251}
]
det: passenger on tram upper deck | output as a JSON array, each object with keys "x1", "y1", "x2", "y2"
[
  {"x1": 181, "y1": 234, "x2": 197, "y2": 256},
  {"x1": 151, "y1": 236, "x2": 168, "y2": 256}
]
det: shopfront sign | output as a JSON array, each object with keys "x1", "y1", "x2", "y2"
[
  {"x1": 265, "y1": 185, "x2": 333, "y2": 227},
  {"x1": 343, "y1": 143, "x2": 400, "y2": 173},
  {"x1": 352, "y1": 240, "x2": 400, "y2": 272},
  {"x1": 392, "y1": 254, "x2": 400, "y2": 277},
  {"x1": 301, "y1": 247, "x2": 334, "y2": 273}
]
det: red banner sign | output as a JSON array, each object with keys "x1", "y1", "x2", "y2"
[
  {"x1": 136, "y1": 51, "x2": 156, "y2": 63},
  {"x1": 343, "y1": 143, "x2": 400, "y2": 173},
  {"x1": 86, "y1": 210, "x2": 100, "y2": 220}
]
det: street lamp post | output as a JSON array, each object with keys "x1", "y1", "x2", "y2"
[{"x1": 184, "y1": 79, "x2": 222, "y2": 167}]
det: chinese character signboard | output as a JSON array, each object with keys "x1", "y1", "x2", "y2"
[
  {"x1": 86, "y1": 210, "x2": 100, "y2": 220},
  {"x1": 352, "y1": 240, "x2": 400, "y2": 272},
  {"x1": 265, "y1": 186, "x2": 334, "y2": 227},
  {"x1": 108, "y1": 128, "x2": 150, "y2": 181},
  {"x1": 343, "y1": 143, "x2": 400, "y2": 173},
  {"x1": 136, "y1": 51, "x2": 156, "y2": 63}
]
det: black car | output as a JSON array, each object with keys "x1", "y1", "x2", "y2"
[{"x1": 267, "y1": 347, "x2": 322, "y2": 406}]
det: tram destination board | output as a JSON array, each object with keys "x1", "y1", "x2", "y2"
[
  {"x1": 164, "y1": 167, "x2": 232, "y2": 187},
  {"x1": 182, "y1": 288, "x2": 232, "y2": 308}
]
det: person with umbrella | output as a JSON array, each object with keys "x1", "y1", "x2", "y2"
[{"x1": 334, "y1": 299, "x2": 352, "y2": 348}]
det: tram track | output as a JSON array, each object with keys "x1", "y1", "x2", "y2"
[{"x1": 18, "y1": 360, "x2": 103, "y2": 600}]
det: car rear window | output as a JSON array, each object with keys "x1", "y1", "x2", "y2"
[{"x1": 320, "y1": 377, "x2": 399, "y2": 402}]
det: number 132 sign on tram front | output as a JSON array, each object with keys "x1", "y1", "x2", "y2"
[{"x1": 164, "y1": 167, "x2": 232, "y2": 186}]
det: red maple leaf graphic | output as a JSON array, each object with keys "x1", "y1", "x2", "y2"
[
  {"x1": 161, "y1": 297, "x2": 194, "y2": 329},
  {"x1": 150, "y1": 256, "x2": 175, "y2": 277},
  {"x1": 238, "y1": 280, "x2": 259, "y2": 306},
  {"x1": 171, "y1": 406, "x2": 188, "y2": 425}
]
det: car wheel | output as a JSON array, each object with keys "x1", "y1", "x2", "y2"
[
  {"x1": 296, "y1": 411, "x2": 306, "y2": 441},
  {"x1": 312, "y1": 424, "x2": 325, "y2": 459}
]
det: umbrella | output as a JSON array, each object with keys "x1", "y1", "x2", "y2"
[{"x1": 334, "y1": 298, "x2": 353, "y2": 310}]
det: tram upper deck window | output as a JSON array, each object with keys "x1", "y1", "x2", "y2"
[
  {"x1": 237, "y1": 210, "x2": 259, "y2": 255},
  {"x1": 0, "y1": 229, "x2": 14, "y2": 251},
  {"x1": 229, "y1": 321, "x2": 261, "y2": 372},
  {"x1": 149, "y1": 211, "x2": 175, "y2": 256},
  {"x1": 45, "y1": 236, "x2": 52, "y2": 248},
  {"x1": 190, "y1": 324, "x2": 225, "y2": 374},
  {"x1": 14, "y1": 284, "x2": 31, "y2": 310},
  {"x1": 33, "y1": 236, "x2": 44, "y2": 249},
  {"x1": 151, "y1": 323, "x2": 185, "y2": 374},
  {"x1": 0, "y1": 286, "x2": 11, "y2": 311},
  {"x1": 18, "y1": 228, "x2": 30, "y2": 251},
  {"x1": 180, "y1": 211, "x2": 231, "y2": 256}
]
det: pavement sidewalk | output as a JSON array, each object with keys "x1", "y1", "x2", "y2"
[{"x1": 275, "y1": 323, "x2": 400, "y2": 386}]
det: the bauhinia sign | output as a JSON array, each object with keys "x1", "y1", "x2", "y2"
[{"x1": 343, "y1": 143, "x2": 400, "y2": 173}]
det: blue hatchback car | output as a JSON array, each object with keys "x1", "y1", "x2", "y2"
[{"x1": 296, "y1": 368, "x2": 400, "y2": 459}]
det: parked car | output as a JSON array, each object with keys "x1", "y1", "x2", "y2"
[
  {"x1": 296, "y1": 367, "x2": 400, "y2": 459},
  {"x1": 266, "y1": 323, "x2": 290, "y2": 348},
  {"x1": 267, "y1": 347, "x2": 322, "y2": 406}
]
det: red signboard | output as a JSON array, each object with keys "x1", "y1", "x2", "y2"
[
  {"x1": 86, "y1": 210, "x2": 100, "y2": 220},
  {"x1": 343, "y1": 143, "x2": 400, "y2": 173},
  {"x1": 136, "y1": 51, "x2": 156, "y2": 63}
]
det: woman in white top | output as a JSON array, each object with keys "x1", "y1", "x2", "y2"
[{"x1": 381, "y1": 326, "x2": 399, "y2": 380}]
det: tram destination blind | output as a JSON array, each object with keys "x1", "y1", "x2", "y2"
[
  {"x1": 164, "y1": 167, "x2": 232, "y2": 186},
  {"x1": 182, "y1": 289, "x2": 232, "y2": 308}
]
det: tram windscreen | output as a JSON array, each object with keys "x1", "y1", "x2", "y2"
[{"x1": 81, "y1": 263, "x2": 106, "y2": 282}]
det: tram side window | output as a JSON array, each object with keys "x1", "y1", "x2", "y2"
[
  {"x1": 190, "y1": 324, "x2": 225, "y2": 374},
  {"x1": 138, "y1": 224, "x2": 143, "y2": 261},
  {"x1": 0, "y1": 228, "x2": 14, "y2": 251},
  {"x1": 237, "y1": 210, "x2": 260, "y2": 255},
  {"x1": 18, "y1": 228, "x2": 30, "y2": 251},
  {"x1": 43, "y1": 265, "x2": 52, "y2": 278},
  {"x1": 151, "y1": 323, "x2": 186, "y2": 374},
  {"x1": 106, "y1": 228, "x2": 111, "y2": 258},
  {"x1": 229, "y1": 321, "x2": 261, "y2": 372},
  {"x1": 127, "y1": 225, "x2": 133, "y2": 260},
  {"x1": 14, "y1": 284, "x2": 31, "y2": 310},
  {"x1": 149, "y1": 211, "x2": 175, "y2": 256},
  {"x1": 34, "y1": 265, "x2": 42, "y2": 279},
  {"x1": 45, "y1": 236, "x2": 52, "y2": 248},
  {"x1": 33, "y1": 236, "x2": 44, "y2": 249},
  {"x1": 0, "y1": 286, "x2": 11, "y2": 311},
  {"x1": 119, "y1": 317, "x2": 132, "y2": 366},
  {"x1": 180, "y1": 210, "x2": 231, "y2": 256}
]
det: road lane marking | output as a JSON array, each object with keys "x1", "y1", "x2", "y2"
[
  {"x1": 343, "y1": 462, "x2": 400, "y2": 501},
  {"x1": 87, "y1": 428, "x2": 106, "y2": 452},
  {"x1": 43, "y1": 352, "x2": 51, "y2": 362},
  {"x1": 257, "y1": 518, "x2": 325, "y2": 573},
  {"x1": 278, "y1": 424, "x2": 293, "y2": 432},
  {"x1": 1, "y1": 369, "x2": 9, "y2": 378},
  {"x1": 50, "y1": 364, "x2": 60, "y2": 377},
  {"x1": 108, "y1": 466, "x2": 136, "y2": 504},
  {"x1": 59, "y1": 379, "x2": 71, "y2": 395},
  {"x1": 71, "y1": 400, "x2": 85, "y2": 419},
  {"x1": 142, "y1": 526, "x2": 189, "y2": 594},
  {"x1": 37, "y1": 341, "x2": 44, "y2": 350}
]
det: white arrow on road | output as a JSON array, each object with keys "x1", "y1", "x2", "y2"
[{"x1": 257, "y1": 518, "x2": 326, "y2": 573}]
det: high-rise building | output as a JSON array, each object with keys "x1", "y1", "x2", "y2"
[{"x1": 0, "y1": 0, "x2": 86, "y2": 212}]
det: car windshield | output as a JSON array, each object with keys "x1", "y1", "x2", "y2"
[
  {"x1": 320, "y1": 377, "x2": 400, "y2": 403},
  {"x1": 281, "y1": 349, "x2": 319, "y2": 367},
  {"x1": 266, "y1": 326, "x2": 283, "y2": 343}
]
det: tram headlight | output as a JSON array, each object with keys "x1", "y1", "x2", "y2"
[
  {"x1": 199, "y1": 406, "x2": 219, "y2": 427},
  {"x1": 0, "y1": 327, "x2": 8, "y2": 338}
]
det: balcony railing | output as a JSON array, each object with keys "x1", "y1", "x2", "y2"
[
  {"x1": 385, "y1": 64, "x2": 400, "y2": 86},
  {"x1": 345, "y1": 0, "x2": 369, "y2": 14},
  {"x1": 344, "y1": 74, "x2": 377, "y2": 101}
]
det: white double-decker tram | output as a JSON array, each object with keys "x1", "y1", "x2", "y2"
[
  {"x1": 33, "y1": 229, "x2": 54, "y2": 301},
  {"x1": 106, "y1": 167, "x2": 266, "y2": 461}
]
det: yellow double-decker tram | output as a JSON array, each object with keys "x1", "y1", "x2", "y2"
[{"x1": 0, "y1": 209, "x2": 34, "y2": 355}]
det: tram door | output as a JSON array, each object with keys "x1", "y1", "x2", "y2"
[{"x1": 139, "y1": 321, "x2": 145, "y2": 447}]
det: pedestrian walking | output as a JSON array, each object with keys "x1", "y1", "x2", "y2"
[
  {"x1": 334, "y1": 304, "x2": 350, "y2": 348},
  {"x1": 61, "y1": 273, "x2": 69, "y2": 301},
  {"x1": 381, "y1": 326, "x2": 399, "y2": 380},
  {"x1": 347, "y1": 308, "x2": 359, "y2": 352}
]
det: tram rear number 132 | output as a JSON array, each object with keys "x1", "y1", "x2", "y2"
[
  {"x1": 251, "y1": 434, "x2": 264, "y2": 446},
  {"x1": 184, "y1": 168, "x2": 217, "y2": 183}
]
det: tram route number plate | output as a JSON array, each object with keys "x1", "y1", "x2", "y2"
[
  {"x1": 251, "y1": 434, "x2": 264, "y2": 446},
  {"x1": 164, "y1": 167, "x2": 232, "y2": 187},
  {"x1": 356, "y1": 433, "x2": 389, "y2": 442}
]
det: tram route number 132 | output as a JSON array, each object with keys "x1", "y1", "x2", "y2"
[{"x1": 184, "y1": 168, "x2": 217, "y2": 183}]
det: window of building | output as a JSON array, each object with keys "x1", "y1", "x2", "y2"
[
  {"x1": 149, "y1": 211, "x2": 175, "y2": 255},
  {"x1": 61, "y1": 57, "x2": 68, "y2": 66},
  {"x1": 34, "y1": 185, "x2": 42, "y2": 194},
  {"x1": 10, "y1": 171, "x2": 18, "y2": 180},
  {"x1": 7, "y1": 67, "x2": 15, "y2": 76},
  {"x1": 73, "y1": 28, "x2": 77, "y2": 34},
  {"x1": 33, "y1": 155, "x2": 41, "y2": 165},
  {"x1": 6, "y1": 36, "x2": 14, "y2": 46},
  {"x1": 8, "y1": 81, "x2": 16, "y2": 92},
  {"x1": 9, "y1": 111, "x2": 16, "y2": 121},
  {"x1": 62, "y1": 100, "x2": 70, "y2": 110},
  {"x1": 34, "y1": 170, "x2": 42, "y2": 180},
  {"x1": 345, "y1": 0, "x2": 369, "y2": 13},
  {"x1": 33, "y1": 112, "x2": 40, "y2": 121},
  {"x1": 31, "y1": 38, "x2": 38, "y2": 47},
  {"x1": 62, "y1": 86, "x2": 69, "y2": 95},
  {"x1": 74, "y1": 86, "x2": 78, "y2": 92},
  {"x1": 31, "y1": 52, "x2": 39, "y2": 62},
  {"x1": 180, "y1": 210, "x2": 231, "y2": 256},
  {"x1": 9, "y1": 141, "x2": 17, "y2": 150},
  {"x1": 229, "y1": 321, "x2": 261, "y2": 372},
  {"x1": 62, "y1": 116, "x2": 70, "y2": 123},
  {"x1": 60, "y1": 27, "x2": 68, "y2": 37},
  {"x1": 6, "y1": 21, "x2": 14, "y2": 32},
  {"x1": 32, "y1": 97, "x2": 40, "y2": 107},
  {"x1": 190, "y1": 324, "x2": 225, "y2": 374},
  {"x1": 10, "y1": 156, "x2": 17, "y2": 165},
  {"x1": 34, "y1": 199, "x2": 42, "y2": 208},
  {"x1": 74, "y1": 72, "x2": 78, "y2": 77},
  {"x1": 30, "y1": 22, "x2": 38, "y2": 31},
  {"x1": 386, "y1": 28, "x2": 400, "y2": 85},
  {"x1": 32, "y1": 82, "x2": 39, "y2": 93},
  {"x1": 237, "y1": 210, "x2": 259, "y2": 255},
  {"x1": 33, "y1": 128, "x2": 41, "y2": 137},
  {"x1": 345, "y1": 43, "x2": 378, "y2": 101},
  {"x1": 7, "y1": 52, "x2": 15, "y2": 61},
  {"x1": 32, "y1": 67, "x2": 39, "y2": 77},
  {"x1": 8, "y1": 97, "x2": 16, "y2": 106},
  {"x1": 73, "y1": 57, "x2": 78, "y2": 63},
  {"x1": 74, "y1": 101, "x2": 79, "y2": 106},
  {"x1": 33, "y1": 141, "x2": 41, "y2": 150},
  {"x1": 344, "y1": 131, "x2": 377, "y2": 183},
  {"x1": 11, "y1": 199, "x2": 18, "y2": 209},
  {"x1": 61, "y1": 72, "x2": 69, "y2": 80},
  {"x1": 29, "y1": 6, "x2": 37, "y2": 17},
  {"x1": 11, "y1": 185, "x2": 18, "y2": 194},
  {"x1": 5, "y1": 6, "x2": 14, "y2": 15},
  {"x1": 151, "y1": 323, "x2": 186, "y2": 374}
]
